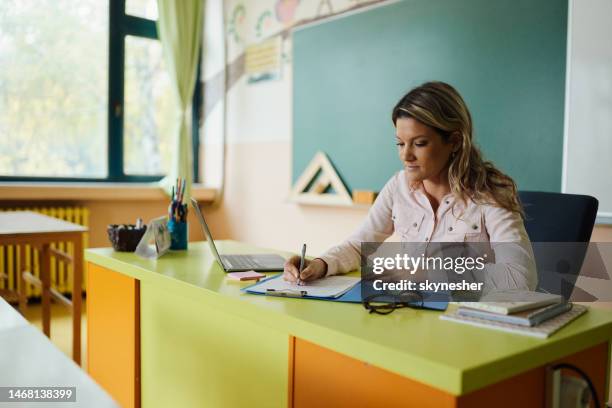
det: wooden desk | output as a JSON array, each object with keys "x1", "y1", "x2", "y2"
[
  {"x1": 0, "y1": 211, "x2": 87, "y2": 364},
  {"x1": 85, "y1": 242, "x2": 612, "y2": 408},
  {"x1": 0, "y1": 298, "x2": 117, "y2": 407}
]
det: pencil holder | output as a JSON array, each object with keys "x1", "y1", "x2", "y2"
[{"x1": 167, "y1": 219, "x2": 188, "y2": 250}]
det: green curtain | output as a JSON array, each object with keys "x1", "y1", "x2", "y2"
[{"x1": 156, "y1": 0, "x2": 204, "y2": 201}]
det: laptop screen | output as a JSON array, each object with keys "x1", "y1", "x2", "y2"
[{"x1": 190, "y1": 198, "x2": 226, "y2": 269}]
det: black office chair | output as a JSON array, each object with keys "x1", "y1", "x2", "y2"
[
  {"x1": 519, "y1": 191, "x2": 598, "y2": 243},
  {"x1": 518, "y1": 191, "x2": 598, "y2": 299}
]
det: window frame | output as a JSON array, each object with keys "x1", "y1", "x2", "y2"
[{"x1": 0, "y1": 0, "x2": 201, "y2": 183}]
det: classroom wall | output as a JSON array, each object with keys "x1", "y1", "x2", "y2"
[
  {"x1": 201, "y1": 0, "x2": 612, "y2": 258},
  {"x1": 201, "y1": 0, "x2": 376, "y2": 256},
  {"x1": 203, "y1": 140, "x2": 371, "y2": 255}
]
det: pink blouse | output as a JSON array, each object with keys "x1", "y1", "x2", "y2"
[{"x1": 320, "y1": 171, "x2": 537, "y2": 291}]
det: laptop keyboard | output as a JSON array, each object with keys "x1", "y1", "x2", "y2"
[{"x1": 222, "y1": 255, "x2": 262, "y2": 269}]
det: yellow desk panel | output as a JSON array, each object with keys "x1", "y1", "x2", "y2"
[{"x1": 139, "y1": 280, "x2": 288, "y2": 408}]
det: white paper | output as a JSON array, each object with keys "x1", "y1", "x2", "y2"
[{"x1": 249, "y1": 276, "x2": 360, "y2": 298}]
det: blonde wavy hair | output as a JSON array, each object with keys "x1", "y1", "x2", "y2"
[{"x1": 391, "y1": 81, "x2": 523, "y2": 216}]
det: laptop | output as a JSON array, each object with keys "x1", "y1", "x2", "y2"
[{"x1": 191, "y1": 198, "x2": 286, "y2": 272}]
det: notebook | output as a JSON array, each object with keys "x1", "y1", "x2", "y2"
[
  {"x1": 440, "y1": 304, "x2": 587, "y2": 338},
  {"x1": 457, "y1": 290, "x2": 563, "y2": 314},
  {"x1": 456, "y1": 302, "x2": 573, "y2": 327}
]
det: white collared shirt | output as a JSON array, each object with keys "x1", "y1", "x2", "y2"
[{"x1": 320, "y1": 170, "x2": 537, "y2": 291}]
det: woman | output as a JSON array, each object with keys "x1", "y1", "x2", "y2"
[{"x1": 284, "y1": 81, "x2": 537, "y2": 291}]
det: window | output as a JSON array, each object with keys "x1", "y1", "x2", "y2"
[
  {"x1": 126, "y1": 0, "x2": 158, "y2": 20},
  {"x1": 123, "y1": 35, "x2": 175, "y2": 176},
  {"x1": 0, "y1": 0, "x2": 200, "y2": 182},
  {"x1": 0, "y1": 0, "x2": 108, "y2": 178}
]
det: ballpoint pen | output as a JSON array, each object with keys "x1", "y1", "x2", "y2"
[{"x1": 297, "y1": 243, "x2": 306, "y2": 286}]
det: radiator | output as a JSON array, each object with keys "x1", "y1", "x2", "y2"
[{"x1": 0, "y1": 207, "x2": 89, "y2": 298}]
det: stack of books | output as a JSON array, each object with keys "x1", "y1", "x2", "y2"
[{"x1": 440, "y1": 291, "x2": 588, "y2": 338}]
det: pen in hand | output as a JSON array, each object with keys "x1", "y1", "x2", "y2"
[{"x1": 297, "y1": 243, "x2": 306, "y2": 286}]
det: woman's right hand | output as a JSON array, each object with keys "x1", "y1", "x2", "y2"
[{"x1": 283, "y1": 256, "x2": 327, "y2": 284}]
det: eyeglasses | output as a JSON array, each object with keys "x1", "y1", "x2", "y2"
[{"x1": 362, "y1": 290, "x2": 425, "y2": 315}]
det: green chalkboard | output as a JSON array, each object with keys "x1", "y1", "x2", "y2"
[{"x1": 293, "y1": 0, "x2": 567, "y2": 193}]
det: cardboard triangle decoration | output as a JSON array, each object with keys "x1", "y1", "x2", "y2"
[{"x1": 291, "y1": 151, "x2": 352, "y2": 205}]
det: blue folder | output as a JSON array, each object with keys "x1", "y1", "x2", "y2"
[{"x1": 243, "y1": 274, "x2": 448, "y2": 311}]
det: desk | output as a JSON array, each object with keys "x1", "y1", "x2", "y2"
[
  {"x1": 85, "y1": 241, "x2": 612, "y2": 408},
  {"x1": 0, "y1": 211, "x2": 87, "y2": 364},
  {"x1": 0, "y1": 294, "x2": 28, "y2": 331},
  {"x1": 0, "y1": 298, "x2": 117, "y2": 407}
]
